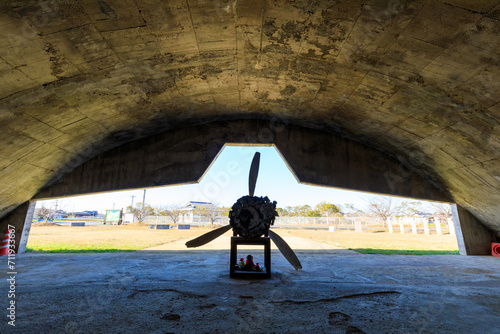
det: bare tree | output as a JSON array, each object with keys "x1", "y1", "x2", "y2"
[
  {"x1": 194, "y1": 202, "x2": 221, "y2": 224},
  {"x1": 365, "y1": 196, "x2": 394, "y2": 227},
  {"x1": 431, "y1": 203, "x2": 451, "y2": 216},
  {"x1": 126, "y1": 202, "x2": 155, "y2": 223},
  {"x1": 365, "y1": 196, "x2": 423, "y2": 227},
  {"x1": 431, "y1": 202, "x2": 452, "y2": 224},
  {"x1": 206, "y1": 205, "x2": 221, "y2": 224},
  {"x1": 158, "y1": 204, "x2": 184, "y2": 224},
  {"x1": 36, "y1": 206, "x2": 57, "y2": 223},
  {"x1": 396, "y1": 200, "x2": 422, "y2": 217},
  {"x1": 35, "y1": 200, "x2": 63, "y2": 223},
  {"x1": 344, "y1": 203, "x2": 365, "y2": 217}
]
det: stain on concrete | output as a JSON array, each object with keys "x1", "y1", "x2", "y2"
[
  {"x1": 263, "y1": 19, "x2": 278, "y2": 38},
  {"x1": 151, "y1": 52, "x2": 174, "y2": 65},
  {"x1": 198, "y1": 64, "x2": 223, "y2": 80},
  {"x1": 98, "y1": 1, "x2": 117, "y2": 19},
  {"x1": 160, "y1": 313, "x2": 181, "y2": 321},
  {"x1": 408, "y1": 74, "x2": 425, "y2": 85},
  {"x1": 128, "y1": 288, "x2": 208, "y2": 299},
  {"x1": 263, "y1": 43, "x2": 294, "y2": 54},
  {"x1": 44, "y1": 42, "x2": 66, "y2": 78},
  {"x1": 281, "y1": 20, "x2": 308, "y2": 42},
  {"x1": 144, "y1": 75, "x2": 179, "y2": 93},
  {"x1": 197, "y1": 303, "x2": 217, "y2": 309},
  {"x1": 349, "y1": 51, "x2": 381, "y2": 68},
  {"x1": 346, "y1": 325, "x2": 367, "y2": 333},
  {"x1": 288, "y1": 0, "x2": 321, "y2": 15},
  {"x1": 257, "y1": 91, "x2": 269, "y2": 101},
  {"x1": 239, "y1": 295, "x2": 254, "y2": 299},
  {"x1": 244, "y1": 39, "x2": 257, "y2": 52},
  {"x1": 294, "y1": 58, "x2": 330, "y2": 76},
  {"x1": 328, "y1": 311, "x2": 352, "y2": 326},
  {"x1": 280, "y1": 84, "x2": 297, "y2": 96}
]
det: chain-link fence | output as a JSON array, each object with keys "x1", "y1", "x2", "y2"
[
  {"x1": 143, "y1": 215, "x2": 230, "y2": 226},
  {"x1": 143, "y1": 215, "x2": 455, "y2": 235}
]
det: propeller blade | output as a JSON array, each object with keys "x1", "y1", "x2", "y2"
[
  {"x1": 185, "y1": 225, "x2": 232, "y2": 248},
  {"x1": 268, "y1": 229, "x2": 302, "y2": 270},
  {"x1": 248, "y1": 152, "x2": 260, "y2": 197}
]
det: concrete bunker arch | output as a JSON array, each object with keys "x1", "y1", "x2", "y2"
[{"x1": 33, "y1": 119, "x2": 451, "y2": 202}]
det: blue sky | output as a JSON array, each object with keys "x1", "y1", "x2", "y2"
[{"x1": 37, "y1": 145, "x2": 440, "y2": 213}]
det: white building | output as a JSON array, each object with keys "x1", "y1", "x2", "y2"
[{"x1": 180, "y1": 201, "x2": 216, "y2": 223}]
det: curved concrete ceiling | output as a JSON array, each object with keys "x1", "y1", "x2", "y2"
[{"x1": 0, "y1": 0, "x2": 499, "y2": 236}]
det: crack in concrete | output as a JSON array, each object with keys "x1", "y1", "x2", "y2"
[
  {"x1": 269, "y1": 290, "x2": 401, "y2": 305},
  {"x1": 127, "y1": 288, "x2": 208, "y2": 299},
  {"x1": 442, "y1": 2, "x2": 491, "y2": 15}
]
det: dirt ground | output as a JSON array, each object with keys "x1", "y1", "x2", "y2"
[{"x1": 26, "y1": 225, "x2": 459, "y2": 253}]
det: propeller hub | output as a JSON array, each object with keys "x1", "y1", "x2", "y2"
[{"x1": 229, "y1": 195, "x2": 278, "y2": 238}]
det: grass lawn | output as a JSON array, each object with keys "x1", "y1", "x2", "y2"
[
  {"x1": 26, "y1": 224, "x2": 460, "y2": 255},
  {"x1": 277, "y1": 229, "x2": 459, "y2": 255},
  {"x1": 26, "y1": 224, "x2": 210, "y2": 252}
]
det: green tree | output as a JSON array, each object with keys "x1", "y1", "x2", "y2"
[
  {"x1": 306, "y1": 210, "x2": 322, "y2": 217},
  {"x1": 219, "y1": 206, "x2": 231, "y2": 218},
  {"x1": 315, "y1": 201, "x2": 340, "y2": 216},
  {"x1": 315, "y1": 201, "x2": 340, "y2": 223},
  {"x1": 282, "y1": 206, "x2": 295, "y2": 216},
  {"x1": 276, "y1": 207, "x2": 289, "y2": 216},
  {"x1": 294, "y1": 205, "x2": 312, "y2": 217}
]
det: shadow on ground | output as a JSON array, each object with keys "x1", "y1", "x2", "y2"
[
  {"x1": 0, "y1": 249, "x2": 499, "y2": 333},
  {"x1": 350, "y1": 248, "x2": 460, "y2": 255}
]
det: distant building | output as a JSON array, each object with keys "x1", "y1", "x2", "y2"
[
  {"x1": 54, "y1": 210, "x2": 67, "y2": 219},
  {"x1": 433, "y1": 211, "x2": 452, "y2": 223},
  {"x1": 414, "y1": 212, "x2": 433, "y2": 219},
  {"x1": 180, "y1": 201, "x2": 215, "y2": 223},
  {"x1": 71, "y1": 210, "x2": 98, "y2": 218}
]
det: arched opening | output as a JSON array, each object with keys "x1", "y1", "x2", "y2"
[{"x1": 29, "y1": 144, "x2": 458, "y2": 255}]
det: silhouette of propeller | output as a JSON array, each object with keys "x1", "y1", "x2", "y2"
[
  {"x1": 248, "y1": 152, "x2": 260, "y2": 197},
  {"x1": 186, "y1": 152, "x2": 302, "y2": 270}
]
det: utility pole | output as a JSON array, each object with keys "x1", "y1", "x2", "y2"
[
  {"x1": 142, "y1": 190, "x2": 146, "y2": 210},
  {"x1": 139, "y1": 189, "x2": 147, "y2": 223},
  {"x1": 130, "y1": 195, "x2": 136, "y2": 209}
]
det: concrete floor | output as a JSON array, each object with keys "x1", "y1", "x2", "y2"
[{"x1": 1, "y1": 236, "x2": 499, "y2": 334}]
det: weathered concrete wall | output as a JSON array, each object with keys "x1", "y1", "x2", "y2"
[
  {"x1": 0, "y1": 201, "x2": 35, "y2": 253},
  {"x1": 34, "y1": 120, "x2": 452, "y2": 202},
  {"x1": 451, "y1": 204, "x2": 497, "y2": 255}
]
